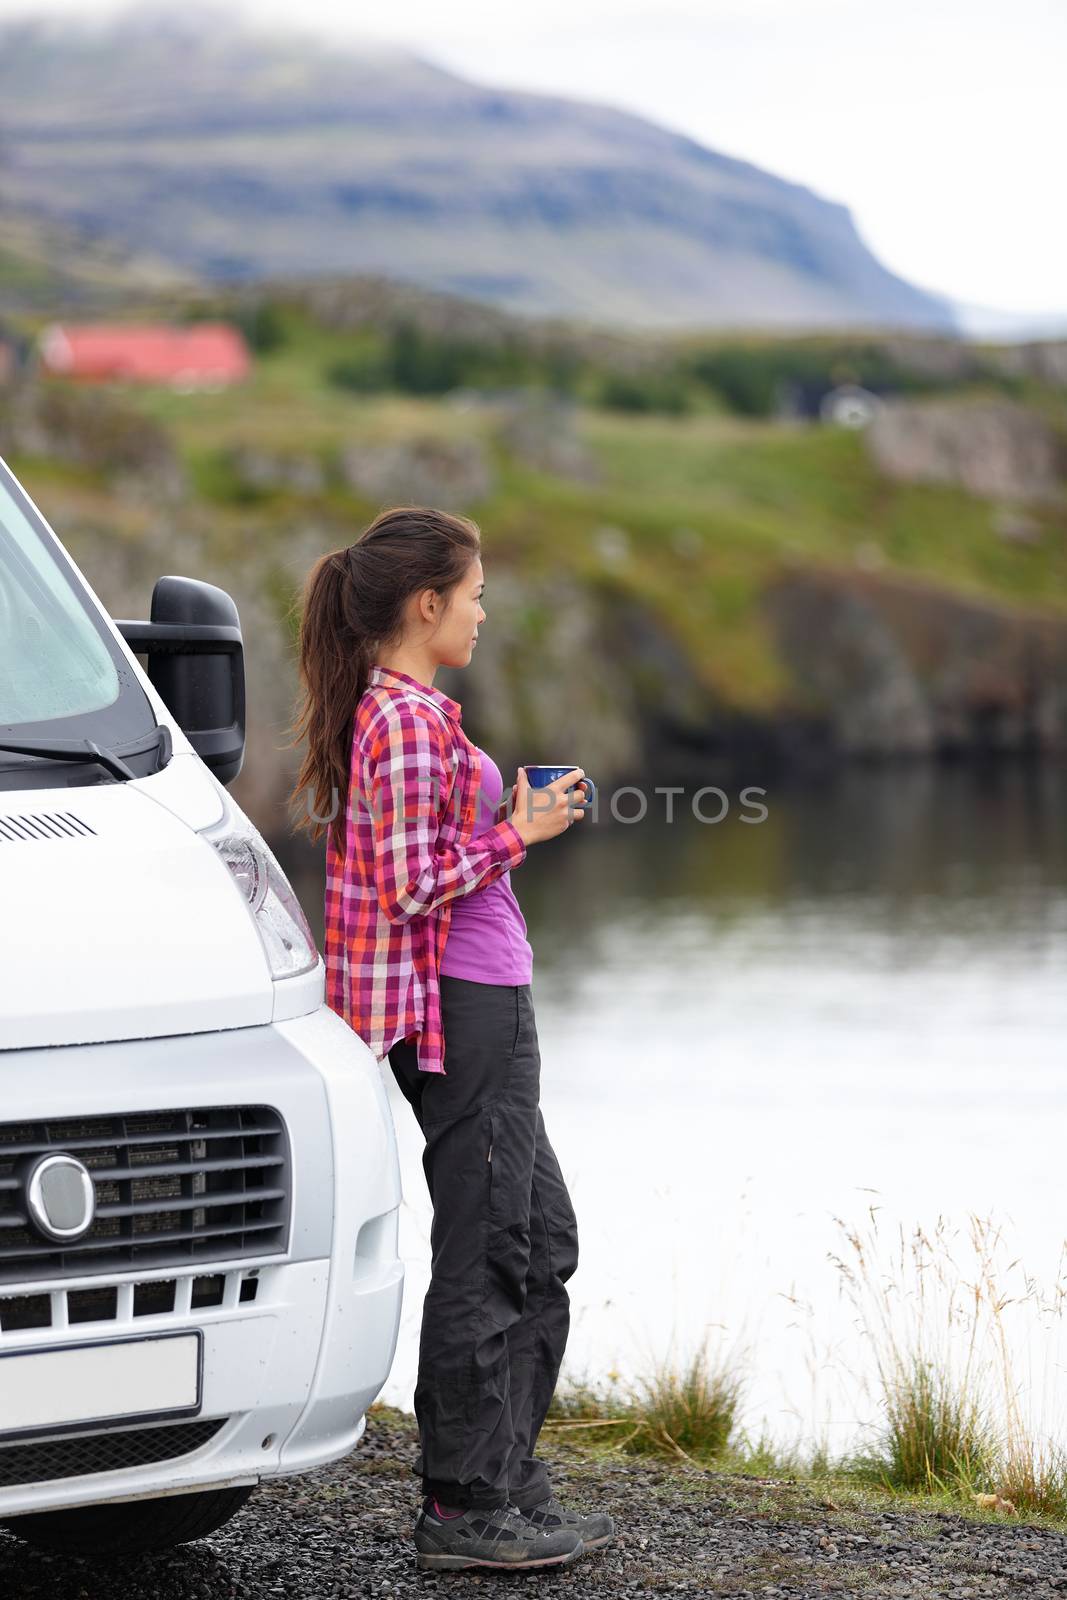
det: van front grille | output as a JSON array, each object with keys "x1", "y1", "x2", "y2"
[
  {"x1": 0, "y1": 1270, "x2": 261, "y2": 1335},
  {"x1": 0, "y1": 1107, "x2": 290, "y2": 1284},
  {"x1": 0, "y1": 1418, "x2": 227, "y2": 1486}
]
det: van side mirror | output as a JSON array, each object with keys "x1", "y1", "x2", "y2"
[{"x1": 114, "y1": 576, "x2": 246, "y2": 785}]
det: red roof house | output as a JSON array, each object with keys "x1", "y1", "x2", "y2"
[{"x1": 38, "y1": 323, "x2": 251, "y2": 388}]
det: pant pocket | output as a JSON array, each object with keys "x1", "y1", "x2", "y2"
[
  {"x1": 508, "y1": 987, "x2": 522, "y2": 1063},
  {"x1": 484, "y1": 1102, "x2": 532, "y2": 1329}
]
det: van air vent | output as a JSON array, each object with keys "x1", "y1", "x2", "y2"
[{"x1": 0, "y1": 812, "x2": 96, "y2": 843}]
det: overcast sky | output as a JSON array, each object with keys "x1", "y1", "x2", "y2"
[{"x1": 2, "y1": 0, "x2": 1061, "y2": 319}]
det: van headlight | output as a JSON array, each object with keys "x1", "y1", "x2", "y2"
[{"x1": 199, "y1": 793, "x2": 319, "y2": 980}]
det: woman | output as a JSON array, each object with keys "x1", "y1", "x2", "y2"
[{"x1": 289, "y1": 505, "x2": 614, "y2": 1572}]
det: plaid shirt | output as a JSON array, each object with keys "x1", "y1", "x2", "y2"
[{"x1": 324, "y1": 665, "x2": 528, "y2": 1075}]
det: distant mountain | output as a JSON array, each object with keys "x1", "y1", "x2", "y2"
[{"x1": 0, "y1": 8, "x2": 960, "y2": 334}]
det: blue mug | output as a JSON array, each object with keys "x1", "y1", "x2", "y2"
[{"x1": 522, "y1": 764, "x2": 596, "y2": 812}]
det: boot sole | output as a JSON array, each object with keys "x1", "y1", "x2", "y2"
[
  {"x1": 583, "y1": 1532, "x2": 614, "y2": 1549},
  {"x1": 415, "y1": 1539, "x2": 585, "y2": 1571}
]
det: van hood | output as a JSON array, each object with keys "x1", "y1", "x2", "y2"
[{"x1": 0, "y1": 762, "x2": 274, "y2": 1049}]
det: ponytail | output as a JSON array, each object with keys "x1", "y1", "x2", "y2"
[
  {"x1": 285, "y1": 506, "x2": 481, "y2": 857},
  {"x1": 286, "y1": 549, "x2": 371, "y2": 856}
]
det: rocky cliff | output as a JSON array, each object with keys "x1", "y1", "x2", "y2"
[{"x1": 35, "y1": 500, "x2": 1067, "y2": 841}]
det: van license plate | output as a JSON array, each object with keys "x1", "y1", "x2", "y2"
[{"x1": 0, "y1": 1331, "x2": 202, "y2": 1441}]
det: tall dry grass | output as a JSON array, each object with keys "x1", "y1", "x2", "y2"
[
  {"x1": 547, "y1": 1208, "x2": 1067, "y2": 1522},
  {"x1": 830, "y1": 1208, "x2": 1067, "y2": 1516}
]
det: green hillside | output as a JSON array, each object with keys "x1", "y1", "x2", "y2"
[
  {"x1": 4, "y1": 295, "x2": 1066, "y2": 833},
  {"x1": 46, "y1": 310, "x2": 1063, "y2": 713}
]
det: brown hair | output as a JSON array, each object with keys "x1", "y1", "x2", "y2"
[{"x1": 286, "y1": 504, "x2": 481, "y2": 856}]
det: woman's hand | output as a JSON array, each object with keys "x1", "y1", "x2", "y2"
[{"x1": 508, "y1": 766, "x2": 590, "y2": 847}]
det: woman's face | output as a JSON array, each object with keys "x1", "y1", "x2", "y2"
[{"x1": 432, "y1": 558, "x2": 486, "y2": 669}]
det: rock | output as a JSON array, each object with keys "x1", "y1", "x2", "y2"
[
  {"x1": 0, "y1": 377, "x2": 186, "y2": 501},
  {"x1": 973, "y1": 1492, "x2": 1016, "y2": 1514},
  {"x1": 764, "y1": 566, "x2": 1067, "y2": 758},
  {"x1": 992, "y1": 503, "x2": 1043, "y2": 544},
  {"x1": 669, "y1": 526, "x2": 704, "y2": 561},
  {"x1": 592, "y1": 525, "x2": 631, "y2": 568},
  {"x1": 864, "y1": 396, "x2": 1067, "y2": 504},
  {"x1": 982, "y1": 338, "x2": 1067, "y2": 389},
  {"x1": 870, "y1": 335, "x2": 986, "y2": 383},
  {"x1": 228, "y1": 445, "x2": 327, "y2": 495},
  {"x1": 853, "y1": 539, "x2": 887, "y2": 571},
  {"x1": 494, "y1": 392, "x2": 599, "y2": 483},
  {"x1": 338, "y1": 433, "x2": 493, "y2": 510},
  {"x1": 766, "y1": 574, "x2": 935, "y2": 755}
]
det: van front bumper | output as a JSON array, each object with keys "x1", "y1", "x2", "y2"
[{"x1": 0, "y1": 1006, "x2": 405, "y2": 1518}]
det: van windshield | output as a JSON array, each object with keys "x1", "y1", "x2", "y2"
[{"x1": 0, "y1": 459, "x2": 160, "y2": 789}]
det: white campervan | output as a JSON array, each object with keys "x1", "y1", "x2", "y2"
[{"x1": 0, "y1": 455, "x2": 404, "y2": 1556}]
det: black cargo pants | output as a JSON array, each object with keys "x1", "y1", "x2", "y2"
[{"x1": 387, "y1": 975, "x2": 579, "y2": 1511}]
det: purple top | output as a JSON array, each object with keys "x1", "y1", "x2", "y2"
[{"x1": 439, "y1": 744, "x2": 534, "y2": 986}]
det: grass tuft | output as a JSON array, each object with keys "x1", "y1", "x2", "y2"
[
  {"x1": 842, "y1": 1352, "x2": 998, "y2": 1495},
  {"x1": 545, "y1": 1335, "x2": 745, "y2": 1467}
]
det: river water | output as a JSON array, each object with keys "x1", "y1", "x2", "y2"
[{"x1": 281, "y1": 762, "x2": 1067, "y2": 1459}]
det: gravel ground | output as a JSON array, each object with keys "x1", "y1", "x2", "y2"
[{"x1": 3, "y1": 1406, "x2": 1067, "y2": 1598}]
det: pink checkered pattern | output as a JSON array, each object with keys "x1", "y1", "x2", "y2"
[{"x1": 324, "y1": 665, "x2": 528, "y2": 1075}]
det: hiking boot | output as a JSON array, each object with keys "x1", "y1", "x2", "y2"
[
  {"x1": 412, "y1": 1498, "x2": 584, "y2": 1570},
  {"x1": 519, "y1": 1491, "x2": 616, "y2": 1549}
]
